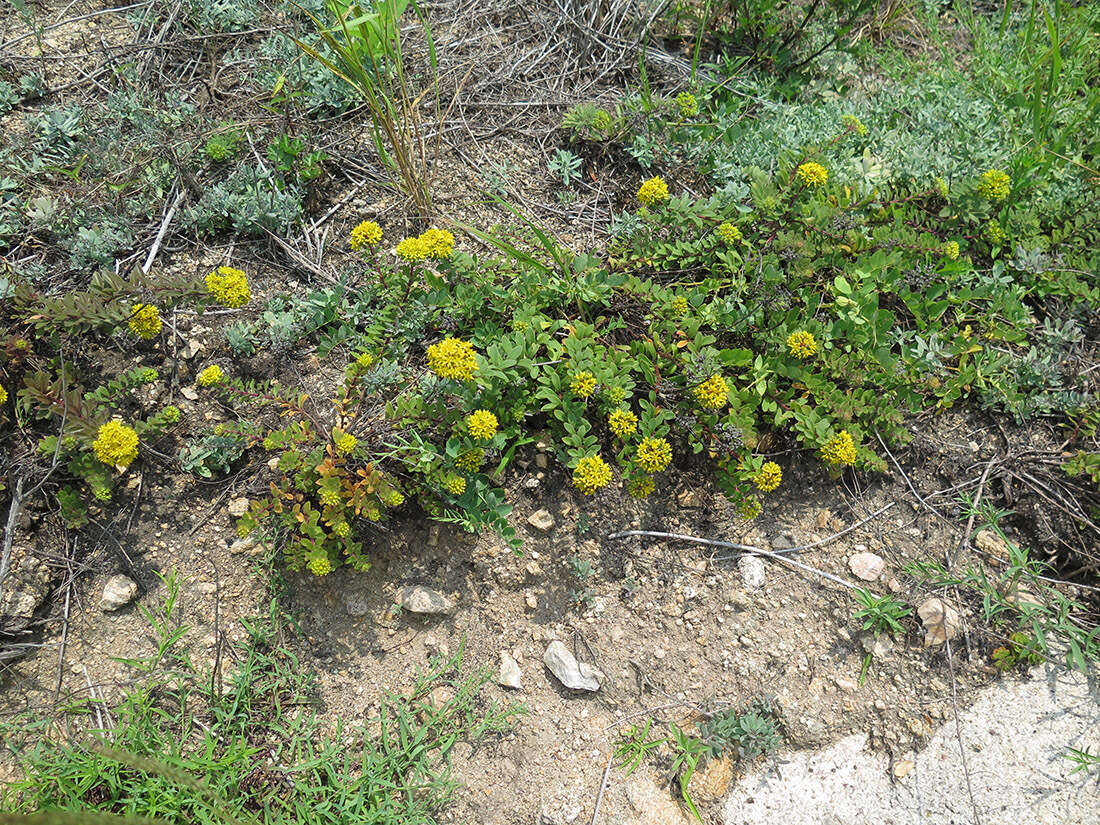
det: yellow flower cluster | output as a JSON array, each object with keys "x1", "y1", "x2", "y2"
[
  {"x1": 716, "y1": 222, "x2": 742, "y2": 244},
  {"x1": 93, "y1": 419, "x2": 140, "y2": 468},
  {"x1": 693, "y1": 374, "x2": 728, "y2": 410},
  {"x1": 627, "y1": 475, "x2": 655, "y2": 499},
  {"x1": 396, "y1": 235, "x2": 428, "y2": 261},
  {"x1": 444, "y1": 474, "x2": 467, "y2": 495},
  {"x1": 671, "y1": 296, "x2": 689, "y2": 316},
  {"x1": 421, "y1": 227, "x2": 455, "y2": 259},
  {"x1": 573, "y1": 454, "x2": 612, "y2": 495},
  {"x1": 821, "y1": 430, "x2": 857, "y2": 466},
  {"x1": 635, "y1": 437, "x2": 672, "y2": 473},
  {"x1": 786, "y1": 330, "x2": 818, "y2": 359},
  {"x1": 675, "y1": 91, "x2": 698, "y2": 118},
  {"x1": 0, "y1": 383, "x2": 7, "y2": 405},
  {"x1": 350, "y1": 220, "x2": 383, "y2": 250},
  {"x1": 396, "y1": 227, "x2": 456, "y2": 261},
  {"x1": 754, "y1": 461, "x2": 782, "y2": 492},
  {"x1": 608, "y1": 408, "x2": 638, "y2": 437},
  {"x1": 569, "y1": 371, "x2": 597, "y2": 398},
  {"x1": 466, "y1": 410, "x2": 499, "y2": 441},
  {"x1": 427, "y1": 337, "x2": 478, "y2": 382},
  {"x1": 796, "y1": 162, "x2": 828, "y2": 187},
  {"x1": 308, "y1": 554, "x2": 334, "y2": 576},
  {"x1": 935, "y1": 177, "x2": 950, "y2": 199},
  {"x1": 976, "y1": 168, "x2": 1010, "y2": 201},
  {"x1": 841, "y1": 114, "x2": 868, "y2": 136},
  {"x1": 455, "y1": 448, "x2": 484, "y2": 471},
  {"x1": 737, "y1": 495, "x2": 762, "y2": 520},
  {"x1": 128, "y1": 303, "x2": 162, "y2": 339},
  {"x1": 334, "y1": 431, "x2": 358, "y2": 455},
  {"x1": 205, "y1": 266, "x2": 251, "y2": 308},
  {"x1": 333, "y1": 521, "x2": 351, "y2": 538},
  {"x1": 984, "y1": 220, "x2": 1008, "y2": 246},
  {"x1": 637, "y1": 176, "x2": 670, "y2": 207},
  {"x1": 942, "y1": 241, "x2": 960, "y2": 260},
  {"x1": 197, "y1": 365, "x2": 225, "y2": 386}
]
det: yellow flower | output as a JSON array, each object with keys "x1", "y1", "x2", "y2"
[
  {"x1": 935, "y1": 177, "x2": 950, "y2": 199},
  {"x1": 635, "y1": 437, "x2": 672, "y2": 473},
  {"x1": 627, "y1": 474, "x2": 655, "y2": 499},
  {"x1": 205, "y1": 266, "x2": 251, "y2": 308},
  {"x1": 396, "y1": 235, "x2": 430, "y2": 262},
  {"x1": 984, "y1": 220, "x2": 1008, "y2": 246},
  {"x1": 942, "y1": 241, "x2": 960, "y2": 260},
  {"x1": 420, "y1": 227, "x2": 455, "y2": 259},
  {"x1": 308, "y1": 554, "x2": 334, "y2": 576},
  {"x1": 637, "y1": 176, "x2": 670, "y2": 207},
  {"x1": 93, "y1": 419, "x2": 140, "y2": 469},
  {"x1": 334, "y1": 431, "x2": 358, "y2": 455},
  {"x1": 841, "y1": 114, "x2": 868, "y2": 136},
  {"x1": 427, "y1": 337, "x2": 478, "y2": 382},
  {"x1": 197, "y1": 365, "x2": 225, "y2": 386},
  {"x1": 796, "y1": 162, "x2": 828, "y2": 187},
  {"x1": 671, "y1": 296, "x2": 689, "y2": 316},
  {"x1": 608, "y1": 408, "x2": 638, "y2": 438},
  {"x1": 569, "y1": 371, "x2": 597, "y2": 399},
  {"x1": 976, "y1": 168, "x2": 1010, "y2": 201},
  {"x1": 821, "y1": 430, "x2": 857, "y2": 466},
  {"x1": 675, "y1": 91, "x2": 698, "y2": 118},
  {"x1": 786, "y1": 330, "x2": 818, "y2": 359},
  {"x1": 573, "y1": 454, "x2": 612, "y2": 495},
  {"x1": 716, "y1": 222, "x2": 742, "y2": 244},
  {"x1": 455, "y1": 449, "x2": 484, "y2": 471},
  {"x1": 737, "y1": 495, "x2": 762, "y2": 520},
  {"x1": 754, "y1": 461, "x2": 782, "y2": 492},
  {"x1": 466, "y1": 410, "x2": 499, "y2": 441},
  {"x1": 333, "y1": 521, "x2": 351, "y2": 538},
  {"x1": 0, "y1": 383, "x2": 7, "y2": 404},
  {"x1": 444, "y1": 474, "x2": 467, "y2": 495},
  {"x1": 128, "y1": 303, "x2": 162, "y2": 339},
  {"x1": 693, "y1": 374, "x2": 728, "y2": 410},
  {"x1": 350, "y1": 220, "x2": 383, "y2": 250}
]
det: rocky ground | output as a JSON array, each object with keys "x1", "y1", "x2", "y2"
[{"x1": 7, "y1": 411, "x2": 1092, "y2": 824}]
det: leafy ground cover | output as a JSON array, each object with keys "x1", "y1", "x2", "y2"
[{"x1": 0, "y1": 0, "x2": 1098, "y2": 821}]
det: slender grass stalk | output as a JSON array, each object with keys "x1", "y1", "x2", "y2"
[{"x1": 288, "y1": 0, "x2": 438, "y2": 220}]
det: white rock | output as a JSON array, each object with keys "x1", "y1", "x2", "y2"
[
  {"x1": 498, "y1": 652, "x2": 522, "y2": 689},
  {"x1": 917, "y1": 597, "x2": 962, "y2": 646},
  {"x1": 543, "y1": 640, "x2": 603, "y2": 691},
  {"x1": 848, "y1": 552, "x2": 885, "y2": 582},
  {"x1": 527, "y1": 509, "x2": 555, "y2": 532},
  {"x1": 738, "y1": 554, "x2": 766, "y2": 590},
  {"x1": 398, "y1": 586, "x2": 454, "y2": 615},
  {"x1": 227, "y1": 497, "x2": 249, "y2": 517},
  {"x1": 100, "y1": 575, "x2": 138, "y2": 611}
]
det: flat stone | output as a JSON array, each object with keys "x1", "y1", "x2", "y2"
[
  {"x1": 770, "y1": 532, "x2": 796, "y2": 551},
  {"x1": 100, "y1": 575, "x2": 138, "y2": 611},
  {"x1": 677, "y1": 489, "x2": 704, "y2": 508},
  {"x1": 398, "y1": 586, "x2": 454, "y2": 616},
  {"x1": 498, "y1": 652, "x2": 522, "y2": 689},
  {"x1": 227, "y1": 497, "x2": 249, "y2": 517},
  {"x1": 848, "y1": 552, "x2": 885, "y2": 582},
  {"x1": 917, "y1": 598, "x2": 962, "y2": 646},
  {"x1": 527, "y1": 509, "x2": 555, "y2": 532},
  {"x1": 738, "y1": 554, "x2": 766, "y2": 590},
  {"x1": 543, "y1": 640, "x2": 603, "y2": 691}
]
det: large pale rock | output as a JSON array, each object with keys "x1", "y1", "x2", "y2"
[
  {"x1": 917, "y1": 597, "x2": 962, "y2": 646},
  {"x1": 100, "y1": 575, "x2": 138, "y2": 611},
  {"x1": 498, "y1": 652, "x2": 522, "y2": 689},
  {"x1": 398, "y1": 586, "x2": 454, "y2": 615},
  {"x1": 543, "y1": 640, "x2": 603, "y2": 691},
  {"x1": 848, "y1": 552, "x2": 885, "y2": 582}
]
